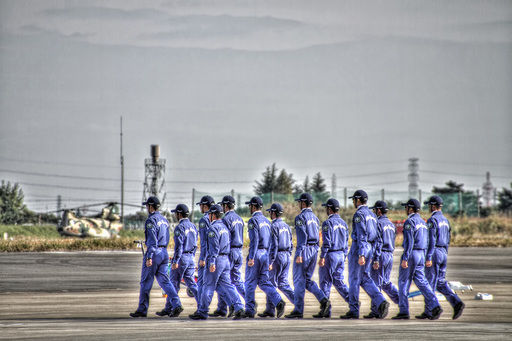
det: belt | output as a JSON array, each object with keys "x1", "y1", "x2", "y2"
[
  {"x1": 327, "y1": 249, "x2": 343, "y2": 253},
  {"x1": 436, "y1": 246, "x2": 447, "y2": 249},
  {"x1": 382, "y1": 249, "x2": 393, "y2": 253},
  {"x1": 278, "y1": 249, "x2": 291, "y2": 252},
  {"x1": 183, "y1": 251, "x2": 194, "y2": 254},
  {"x1": 307, "y1": 243, "x2": 318, "y2": 246},
  {"x1": 218, "y1": 253, "x2": 228, "y2": 256},
  {"x1": 157, "y1": 245, "x2": 167, "y2": 248},
  {"x1": 231, "y1": 246, "x2": 243, "y2": 249},
  {"x1": 258, "y1": 247, "x2": 268, "y2": 250},
  {"x1": 413, "y1": 248, "x2": 426, "y2": 251}
]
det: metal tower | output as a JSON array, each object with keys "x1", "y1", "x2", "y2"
[
  {"x1": 142, "y1": 145, "x2": 167, "y2": 208},
  {"x1": 482, "y1": 171, "x2": 494, "y2": 207},
  {"x1": 408, "y1": 158, "x2": 419, "y2": 198}
]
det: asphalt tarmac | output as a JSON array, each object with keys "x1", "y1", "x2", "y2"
[{"x1": 1, "y1": 247, "x2": 511, "y2": 340}]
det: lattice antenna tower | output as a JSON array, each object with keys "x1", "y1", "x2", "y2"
[
  {"x1": 142, "y1": 145, "x2": 167, "y2": 209},
  {"x1": 482, "y1": 171, "x2": 494, "y2": 207},
  {"x1": 408, "y1": 158, "x2": 419, "y2": 198}
]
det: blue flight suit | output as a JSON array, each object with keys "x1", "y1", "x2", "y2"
[
  {"x1": 265, "y1": 217, "x2": 295, "y2": 314},
  {"x1": 370, "y1": 215, "x2": 399, "y2": 314},
  {"x1": 170, "y1": 218, "x2": 199, "y2": 302},
  {"x1": 197, "y1": 219, "x2": 244, "y2": 318},
  {"x1": 216, "y1": 210, "x2": 246, "y2": 314},
  {"x1": 398, "y1": 213, "x2": 440, "y2": 315},
  {"x1": 245, "y1": 211, "x2": 283, "y2": 315},
  {"x1": 347, "y1": 205, "x2": 386, "y2": 316},
  {"x1": 424, "y1": 211, "x2": 462, "y2": 315},
  {"x1": 136, "y1": 211, "x2": 181, "y2": 315},
  {"x1": 196, "y1": 213, "x2": 210, "y2": 302},
  {"x1": 319, "y1": 213, "x2": 350, "y2": 314},
  {"x1": 291, "y1": 208, "x2": 327, "y2": 314}
]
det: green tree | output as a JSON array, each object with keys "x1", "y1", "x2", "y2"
[
  {"x1": 497, "y1": 183, "x2": 512, "y2": 215},
  {"x1": 432, "y1": 181, "x2": 479, "y2": 217},
  {"x1": 275, "y1": 169, "x2": 295, "y2": 195},
  {"x1": 0, "y1": 181, "x2": 28, "y2": 224},
  {"x1": 302, "y1": 176, "x2": 311, "y2": 193},
  {"x1": 311, "y1": 172, "x2": 329, "y2": 203},
  {"x1": 254, "y1": 163, "x2": 278, "y2": 195}
]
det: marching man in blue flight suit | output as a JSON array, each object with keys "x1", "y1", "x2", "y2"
[
  {"x1": 419, "y1": 195, "x2": 465, "y2": 320},
  {"x1": 366, "y1": 200, "x2": 400, "y2": 318},
  {"x1": 189, "y1": 204, "x2": 245, "y2": 320},
  {"x1": 211, "y1": 195, "x2": 246, "y2": 318},
  {"x1": 314, "y1": 198, "x2": 350, "y2": 318},
  {"x1": 243, "y1": 196, "x2": 286, "y2": 318},
  {"x1": 195, "y1": 195, "x2": 216, "y2": 304},
  {"x1": 169, "y1": 204, "x2": 199, "y2": 305},
  {"x1": 258, "y1": 203, "x2": 295, "y2": 318},
  {"x1": 285, "y1": 193, "x2": 331, "y2": 319},
  {"x1": 341, "y1": 190, "x2": 390, "y2": 319},
  {"x1": 392, "y1": 198, "x2": 443, "y2": 320},
  {"x1": 130, "y1": 196, "x2": 183, "y2": 318}
]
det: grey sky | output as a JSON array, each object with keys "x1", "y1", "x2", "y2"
[{"x1": 1, "y1": 0, "x2": 511, "y2": 213}]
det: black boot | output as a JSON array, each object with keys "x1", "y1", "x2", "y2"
[
  {"x1": 169, "y1": 306, "x2": 183, "y2": 317},
  {"x1": 284, "y1": 310, "x2": 303, "y2": 319},
  {"x1": 208, "y1": 309, "x2": 227, "y2": 317},
  {"x1": 453, "y1": 302, "x2": 465, "y2": 320},
  {"x1": 430, "y1": 306, "x2": 443, "y2": 320}
]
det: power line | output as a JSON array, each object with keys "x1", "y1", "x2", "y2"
[{"x1": 421, "y1": 169, "x2": 511, "y2": 179}]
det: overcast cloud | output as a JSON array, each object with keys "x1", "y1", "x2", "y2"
[{"x1": 0, "y1": 0, "x2": 511, "y2": 213}]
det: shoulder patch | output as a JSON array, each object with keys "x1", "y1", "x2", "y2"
[
  {"x1": 174, "y1": 230, "x2": 180, "y2": 236},
  {"x1": 147, "y1": 224, "x2": 154, "y2": 229},
  {"x1": 405, "y1": 224, "x2": 412, "y2": 230},
  {"x1": 248, "y1": 223, "x2": 254, "y2": 230},
  {"x1": 427, "y1": 222, "x2": 433, "y2": 228},
  {"x1": 296, "y1": 220, "x2": 303, "y2": 226},
  {"x1": 354, "y1": 216, "x2": 361, "y2": 223},
  {"x1": 322, "y1": 225, "x2": 329, "y2": 232},
  {"x1": 200, "y1": 222, "x2": 206, "y2": 228},
  {"x1": 208, "y1": 231, "x2": 215, "y2": 238}
]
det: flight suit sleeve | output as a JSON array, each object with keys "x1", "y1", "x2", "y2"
[
  {"x1": 353, "y1": 213, "x2": 368, "y2": 256},
  {"x1": 295, "y1": 216, "x2": 307, "y2": 259},
  {"x1": 320, "y1": 220, "x2": 331, "y2": 258},
  {"x1": 198, "y1": 219, "x2": 208, "y2": 262},
  {"x1": 426, "y1": 218, "x2": 436, "y2": 262},
  {"x1": 248, "y1": 219, "x2": 259, "y2": 260},
  {"x1": 145, "y1": 218, "x2": 158, "y2": 259},
  {"x1": 288, "y1": 225, "x2": 294, "y2": 253},
  {"x1": 172, "y1": 224, "x2": 185, "y2": 264},
  {"x1": 402, "y1": 220, "x2": 414, "y2": 262},
  {"x1": 207, "y1": 229, "x2": 219, "y2": 268},
  {"x1": 269, "y1": 223, "x2": 278, "y2": 266},
  {"x1": 373, "y1": 222, "x2": 383, "y2": 263},
  {"x1": 446, "y1": 220, "x2": 451, "y2": 253},
  {"x1": 343, "y1": 222, "x2": 349, "y2": 255}
]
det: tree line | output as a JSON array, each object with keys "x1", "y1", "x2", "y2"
[{"x1": 253, "y1": 163, "x2": 330, "y2": 203}]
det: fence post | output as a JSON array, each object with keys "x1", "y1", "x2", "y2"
[
  {"x1": 344, "y1": 188, "x2": 347, "y2": 208},
  {"x1": 477, "y1": 189, "x2": 480, "y2": 218},
  {"x1": 381, "y1": 188, "x2": 385, "y2": 201},
  {"x1": 459, "y1": 190, "x2": 463, "y2": 215},
  {"x1": 191, "y1": 188, "x2": 195, "y2": 223}
]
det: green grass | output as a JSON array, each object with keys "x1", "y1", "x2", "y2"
[
  {"x1": 2, "y1": 214, "x2": 512, "y2": 252},
  {"x1": 0, "y1": 224, "x2": 62, "y2": 239}
]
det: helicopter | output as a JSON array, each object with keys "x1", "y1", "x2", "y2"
[{"x1": 52, "y1": 202, "x2": 141, "y2": 238}]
